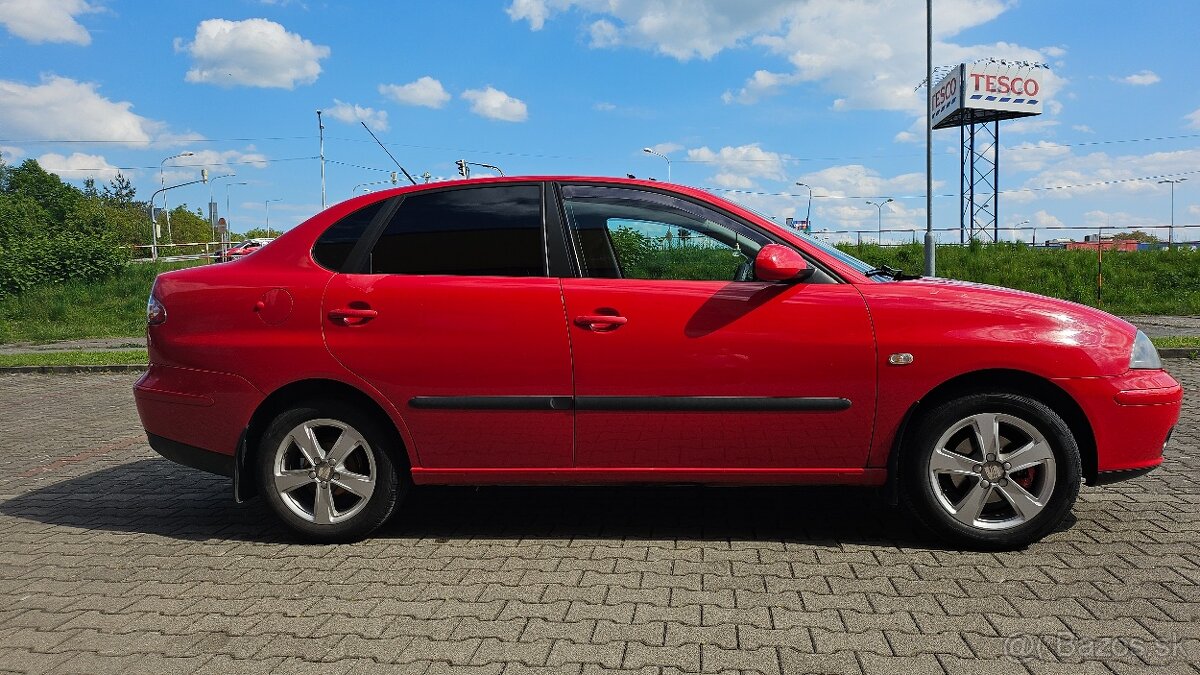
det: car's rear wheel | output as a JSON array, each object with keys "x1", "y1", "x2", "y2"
[
  {"x1": 901, "y1": 392, "x2": 1081, "y2": 550},
  {"x1": 256, "y1": 401, "x2": 406, "y2": 543}
]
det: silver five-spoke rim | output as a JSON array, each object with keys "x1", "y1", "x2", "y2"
[
  {"x1": 928, "y1": 412, "x2": 1057, "y2": 531},
  {"x1": 273, "y1": 418, "x2": 377, "y2": 525}
]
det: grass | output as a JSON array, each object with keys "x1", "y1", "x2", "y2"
[
  {"x1": 842, "y1": 242, "x2": 1200, "y2": 315},
  {"x1": 1151, "y1": 335, "x2": 1200, "y2": 349},
  {"x1": 0, "y1": 261, "x2": 199, "y2": 344},
  {"x1": 0, "y1": 349, "x2": 147, "y2": 367}
]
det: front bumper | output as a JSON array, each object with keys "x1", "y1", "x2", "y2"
[{"x1": 1054, "y1": 369, "x2": 1181, "y2": 483}]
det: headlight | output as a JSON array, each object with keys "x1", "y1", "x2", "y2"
[{"x1": 1129, "y1": 330, "x2": 1161, "y2": 369}]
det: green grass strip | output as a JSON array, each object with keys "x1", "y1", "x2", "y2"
[{"x1": 0, "y1": 350, "x2": 147, "y2": 367}]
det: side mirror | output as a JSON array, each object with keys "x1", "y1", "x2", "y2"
[{"x1": 754, "y1": 244, "x2": 814, "y2": 282}]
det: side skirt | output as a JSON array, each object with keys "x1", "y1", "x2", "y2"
[{"x1": 410, "y1": 467, "x2": 887, "y2": 486}]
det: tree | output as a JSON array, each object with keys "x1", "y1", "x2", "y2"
[
  {"x1": 2, "y1": 159, "x2": 80, "y2": 225},
  {"x1": 1110, "y1": 230, "x2": 1159, "y2": 243},
  {"x1": 102, "y1": 173, "x2": 137, "y2": 206},
  {"x1": 238, "y1": 227, "x2": 275, "y2": 239}
]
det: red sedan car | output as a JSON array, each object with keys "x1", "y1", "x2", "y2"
[
  {"x1": 135, "y1": 177, "x2": 1181, "y2": 548},
  {"x1": 217, "y1": 238, "x2": 273, "y2": 262}
]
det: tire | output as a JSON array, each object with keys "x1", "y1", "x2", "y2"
[
  {"x1": 900, "y1": 392, "x2": 1081, "y2": 550},
  {"x1": 256, "y1": 400, "x2": 408, "y2": 543}
]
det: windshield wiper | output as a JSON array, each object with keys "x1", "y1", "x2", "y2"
[{"x1": 864, "y1": 264, "x2": 921, "y2": 280}]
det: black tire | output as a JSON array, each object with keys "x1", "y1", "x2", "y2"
[
  {"x1": 900, "y1": 392, "x2": 1081, "y2": 550},
  {"x1": 256, "y1": 400, "x2": 408, "y2": 543}
]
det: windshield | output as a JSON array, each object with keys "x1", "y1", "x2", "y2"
[{"x1": 793, "y1": 232, "x2": 890, "y2": 280}]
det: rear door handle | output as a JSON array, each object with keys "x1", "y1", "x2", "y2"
[
  {"x1": 575, "y1": 314, "x2": 628, "y2": 331},
  {"x1": 329, "y1": 307, "x2": 378, "y2": 325}
]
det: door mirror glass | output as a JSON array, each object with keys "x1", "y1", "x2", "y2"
[{"x1": 754, "y1": 244, "x2": 813, "y2": 282}]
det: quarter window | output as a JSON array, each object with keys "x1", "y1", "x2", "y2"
[
  {"x1": 312, "y1": 200, "x2": 387, "y2": 272},
  {"x1": 370, "y1": 185, "x2": 544, "y2": 276}
]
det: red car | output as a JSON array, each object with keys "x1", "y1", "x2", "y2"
[
  {"x1": 218, "y1": 238, "x2": 273, "y2": 262},
  {"x1": 135, "y1": 177, "x2": 1181, "y2": 548}
]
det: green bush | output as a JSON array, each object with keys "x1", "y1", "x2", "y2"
[{"x1": 0, "y1": 234, "x2": 128, "y2": 297}]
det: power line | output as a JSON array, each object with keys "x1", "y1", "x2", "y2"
[{"x1": 44, "y1": 156, "x2": 319, "y2": 172}]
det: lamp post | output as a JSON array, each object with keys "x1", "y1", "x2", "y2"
[
  {"x1": 1015, "y1": 219, "x2": 1030, "y2": 244},
  {"x1": 1158, "y1": 178, "x2": 1186, "y2": 249},
  {"x1": 642, "y1": 147, "x2": 671, "y2": 182},
  {"x1": 148, "y1": 172, "x2": 208, "y2": 261},
  {"x1": 159, "y1": 152, "x2": 195, "y2": 243},
  {"x1": 866, "y1": 198, "x2": 894, "y2": 244},
  {"x1": 264, "y1": 198, "x2": 282, "y2": 238},
  {"x1": 209, "y1": 174, "x2": 237, "y2": 242},
  {"x1": 225, "y1": 182, "x2": 248, "y2": 233},
  {"x1": 795, "y1": 182, "x2": 813, "y2": 232}
]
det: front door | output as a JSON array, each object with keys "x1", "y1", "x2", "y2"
[
  {"x1": 322, "y1": 184, "x2": 574, "y2": 469},
  {"x1": 557, "y1": 184, "x2": 876, "y2": 470}
]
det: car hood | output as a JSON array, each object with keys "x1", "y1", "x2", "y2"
[{"x1": 859, "y1": 276, "x2": 1138, "y2": 377}]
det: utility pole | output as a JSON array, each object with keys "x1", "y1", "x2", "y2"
[
  {"x1": 796, "y1": 182, "x2": 813, "y2": 232},
  {"x1": 265, "y1": 198, "x2": 282, "y2": 238},
  {"x1": 867, "y1": 199, "x2": 894, "y2": 244},
  {"x1": 317, "y1": 110, "x2": 327, "y2": 210},
  {"x1": 924, "y1": 0, "x2": 936, "y2": 275}
]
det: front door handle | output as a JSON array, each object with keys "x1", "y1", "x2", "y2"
[
  {"x1": 329, "y1": 307, "x2": 378, "y2": 325},
  {"x1": 575, "y1": 314, "x2": 628, "y2": 332}
]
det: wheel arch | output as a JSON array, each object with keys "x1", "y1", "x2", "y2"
[
  {"x1": 234, "y1": 378, "x2": 412, "y2": 501},
  {"x1": 885, "y1": 368, "x2": 1098, "y2": 498}
]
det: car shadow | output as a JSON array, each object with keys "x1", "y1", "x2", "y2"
[{"x1": 1, "y1": 457, "x2": 1005, "y2": 550}]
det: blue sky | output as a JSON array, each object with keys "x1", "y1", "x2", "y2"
[{"x1": 1, "y1": 0, "x2": 1197, "y2": 243}]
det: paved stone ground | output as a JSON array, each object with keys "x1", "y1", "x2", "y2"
[
  {"x1": 0, "y1": 367, "x2": 1196, "y2": 675},
  {"x1": 1123, "y1": 317, "x2": 1200, "y2": 338}
]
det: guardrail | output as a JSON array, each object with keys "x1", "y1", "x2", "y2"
[{"x1": 128, "y1": 242, "x2": 225, "y2": 264}]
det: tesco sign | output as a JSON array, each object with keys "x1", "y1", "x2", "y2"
[
  {"x1": 932, "y1": 62, "x2": 1046, "y2": 129},
  {"x1": 969, "y1": 72, "x2": 1040, "y2": 97}
]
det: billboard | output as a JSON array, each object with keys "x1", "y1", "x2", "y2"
[{"x1": 932, "y1": 62, "x2": 1045, "y2": 129}]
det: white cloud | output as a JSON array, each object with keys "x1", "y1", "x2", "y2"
[
  {"x1": 1006, "y1": 118, "x2": 1061, "y2": 135},
  {"x1": 462, "y1": 86, "x2": 528, "y2": 122},
  {"x1": 687, "y1": 144, "x2": 786, "y2": 187},
  {"x1": 0, "y1": 145, "x2": 24, "y2": 162},
  {"x1": 894, "y1": 131, "x2": 917, "y2": 143},
  {"x1": 1032, "y1": 209, "x2": 1064, "y2": 229},
  {"x1": 175, "y1": 18, "x2": 330, "y2": 89},
  {"x1": 1072, "y1": 124, "x2": 1094, "y2": 133},
  {"x1": 588, "y1": 19, "x2": 620, "y2": 47},
  {"x1": 0, "y1": 75, "x2": 164, "y2": 146},
  {"x1": 325, "y1": 99, "x2": 388, "y2": 130},
  {"x1": 1186, "y1": 108, "x2": 1200, "y2": 129},
  {"x1": 379, "y1": 77, "x2": 450, "y2": 109},
  {"x1": 593, "y1": 101, "x2": 616, "y2": 111},
  {"x1": 37, "y1": 152, "x2": 120, "y2": 182},
  {"x1": 723, "y1": 69, "x2": 799, "y2": 105},
  {"x1": 1042, "y1": 46, "x2": 1067, "y2": 58},
  {"x1": 1116, "y1": 70, "x2": 1160, "y2": 86},
  {"x1": 1014, "y1": 148, "x2": 1200, "y2": 201},
  {"x1": 1005, "y1": 141, "x2": 1071, "y2": 172},
  {"x1": 0, "y1": 0, "x2": 98, "y2": 45},
  {"x1": 508, "y1": 1, "x2": 1066, "y2": 114},
  {"x1": 647, "y1": 142, "x2": 682, "y2": 155}
]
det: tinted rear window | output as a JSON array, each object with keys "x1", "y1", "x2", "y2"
[{"x1": 369, "y1": 185, "x2": 544, "y2": 276}]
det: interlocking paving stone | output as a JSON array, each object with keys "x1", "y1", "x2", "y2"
[{"x1": 0, "y1": 364, "x2": 1197, "y2": 673}]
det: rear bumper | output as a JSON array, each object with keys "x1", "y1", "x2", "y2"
[
  {"x1": 1053, "y1": 369, "x2": 1181, "y2": 481},
  {"x1": 134, "y1": 364, "x2": 263, "y2": 461},
  {"x1": 147, "y1": 433, "x2": 233, "y2": 477}
]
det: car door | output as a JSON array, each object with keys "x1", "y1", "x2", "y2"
[
  {"x1": 556, "y1": 184, "x2": 877, "y2": 470},
  {"x1": 321, "y1": 184, "x2": 574, "y2": 469}
]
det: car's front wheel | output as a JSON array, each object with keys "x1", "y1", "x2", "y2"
[
  {"x1": 901, "y1": 392, "x2": 1082, "y2": 550},
  {"x1": 256, "y1": 401, "x2": 406, "y2": 543}
]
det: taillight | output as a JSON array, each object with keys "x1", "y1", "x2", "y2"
[{"x1": 147, "y1": 294, "x2": 167, "y2": 326}]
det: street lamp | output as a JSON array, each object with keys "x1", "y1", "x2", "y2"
[
  {"x1": 642, "y1": 147, "x2": 671, "y2": 182},
  {"x1": 866, "y1": 198, "x2": 894, "y2": 244},
  {"x1": 1158, "y1": 178, "x2": 1187, "y2": 249},
  {"x1": 264, "y1": 198, "x2": 283, "y2": 238},
  {"x1": 795, "y1": 182, "x2": 813, "y2": 232},
  {"x1": 225, "y1": 182, "x2": 248, "y2": 234},
  {"x1": 159, "y1": 151, "x2": 195, "y2": 243},
  {"x1": 1015, "y1": 219, "x2": 1030, "y2": 244}
]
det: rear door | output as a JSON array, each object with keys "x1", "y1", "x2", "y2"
[{"x1": 321, "y1": 184, "x2": 574, "y2": 469}]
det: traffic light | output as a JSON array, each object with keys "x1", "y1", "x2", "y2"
[{"x1": 455, "y1": 159, "x2": 469, "y2": 178}]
